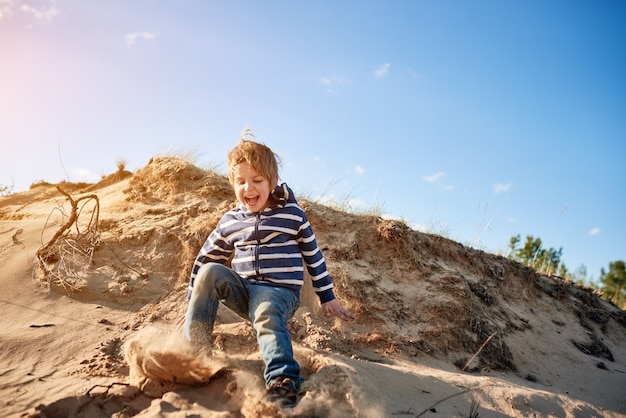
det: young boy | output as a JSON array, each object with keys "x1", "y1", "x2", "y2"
[{"x1": 182, "y1": 130, "x2": 356, "y2": 407}]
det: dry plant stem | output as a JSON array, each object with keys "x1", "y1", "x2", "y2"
[
  {"x1": 103, "y1": 242, "x2": 146, "y2": 279},
  {"x1": 36, "y1": 186, "x2": 100, "y2": 285},
  {"x1": 37, "y1": 186, "x2": 99, "y2": 259},
  {"x1": 416, "y1": 384, "x2": 495, "y2": 417},
  {"x1": 462, "y1": 332, "x2": 497, "y2": 372},
  {"x1": 469, "y1": 399, "x2": 480, "y2": 418}
]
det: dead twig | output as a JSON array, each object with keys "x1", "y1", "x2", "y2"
[
  {"x1": 102, "y1": 241, "x2": 147, "y2": 279},
  {"x1": 37, "y1": 186, "x2": 99, "y2": 260},
  {"x1": 36, "y1": 186, "x2": 100, "y2": 291},
  {"x1": 416, "y1": 384, "x2": 494, "y2": 417},
  {"x1": 462, "y1": 332, "x2": 497, "y2": 372}
]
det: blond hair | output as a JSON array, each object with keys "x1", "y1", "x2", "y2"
[{"x1": 227, "y1": 128, "x2": 281, "y2": 186}]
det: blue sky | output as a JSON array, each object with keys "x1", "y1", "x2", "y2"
[{"x1": 1, "y1": 0, "x2": 624, "y2": 283}]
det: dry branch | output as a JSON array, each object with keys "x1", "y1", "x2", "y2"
[
  {"x1": 462, "y1": 331, "x2": 497, "y2": 372},
  {"x1": 36, "y1": 186, "x2": 100, "y2": 290}
]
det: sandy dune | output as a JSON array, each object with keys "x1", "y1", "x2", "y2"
[{"x1": 1, "y1": 156, "x2": 624, "y2": 417}]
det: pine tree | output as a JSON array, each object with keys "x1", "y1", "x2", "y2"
[{"x1": 600, "y1": 260, "x2": 626, "y2": 307}]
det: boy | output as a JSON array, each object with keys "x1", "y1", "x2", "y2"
[{"x1": 182, "y1": 130, "x2": 356, "y2": 408}]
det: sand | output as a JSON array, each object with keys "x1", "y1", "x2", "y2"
[{"x1": 1, "y1": 156, "x2": 624, "y2": 418}]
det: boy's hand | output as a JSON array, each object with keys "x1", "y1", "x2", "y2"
[{"x1": 321, "y1": 299, "x2": 356, "y2": 321}]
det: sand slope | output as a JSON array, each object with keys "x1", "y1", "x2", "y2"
[{"x1": 1, "y1": 156, "x2": 624, "y2": 418}]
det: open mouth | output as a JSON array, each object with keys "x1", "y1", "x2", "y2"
[{"x1": 245, "y1": 196, "x2": 260, "y2": 207}]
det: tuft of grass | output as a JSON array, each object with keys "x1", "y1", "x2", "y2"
[
  {"x1": 151, "y1": 146, "x2": 229, "y2": 177},
  {"x1": 30, "y1": 180, "x2": 52, "y2": 189},
  {"x1": 364, "y1": 202, "x2": 386, "y2": 218},
  {"x1": 469, "y1": 400, "x2": 480, "y2": 418},
  {"x1": 203, "y1": 160, "x2": 227, "y2": 177},
  {"x1": 297, "y1": 180, "x2": 387, "y2": 218},
  {"x1": 157, "y1": 145, "x2": 204, "y2": 166},
  {"x1": 115, "y1": 158, "x2": 128, "y2": 172},
  {"x1": 420, "y1": 218, "x2": 456, "y2": 241},
  {"x1": 0, "y1": 181, "x2": 14, "y2": 196}
]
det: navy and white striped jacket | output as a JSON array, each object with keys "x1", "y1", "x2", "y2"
[{"x1": 187, "y1": 183, "x2": 336, "y2": 303}]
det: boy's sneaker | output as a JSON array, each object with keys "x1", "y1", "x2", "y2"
[{"x1": 266, "y1": 377, "x2": 299, "y2": 408}]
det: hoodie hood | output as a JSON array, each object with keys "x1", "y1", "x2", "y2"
[{"x1": 269, "y1": 183, "x2": 297, "y2": 208}]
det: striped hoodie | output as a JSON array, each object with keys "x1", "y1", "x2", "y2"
[{"x1": 187, "y1": 183, "x2": 336, "y2": 304}]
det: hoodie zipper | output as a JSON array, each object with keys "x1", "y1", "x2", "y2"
[{"x1": 254, "y1": 213, "x2": 261, "y2": 277}]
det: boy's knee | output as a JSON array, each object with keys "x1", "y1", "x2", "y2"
[
  {"x1": 199, "y1": 262, "x2": 230, "y2": 279},
  {"x1": 195, "y1": 263, "x2": 225, "y2": 289}
]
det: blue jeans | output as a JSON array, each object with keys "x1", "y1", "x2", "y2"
[{"x1": 183, "y1": 263, "x2": 303, "y2": 386}]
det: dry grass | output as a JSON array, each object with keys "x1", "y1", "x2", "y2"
[{"x1": 35, "y1": 186, "x2": 100, "y2": 292}]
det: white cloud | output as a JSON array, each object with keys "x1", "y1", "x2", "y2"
[
  {"x1": 312, "y1": 155, "x2": 327, "y2": 168},
  {"x1": 347, "y1": 198, "x2": 366, "y2": 209},
  {"x1": 382, "y1": 213, "x2": 426, "y2": 232},
  {"x1": 374, "y1": 63, "x2": 390, "y2": 78},
  {"x1": 1, "y1": 0, "x2": 58, "y2": 21},
  {"x1": 410, "y1": 222, "x2": 428, "y2": 232},
  {"x1": 72, "y1": 167, "x2": 99, "y2": 183},
  {"x1": 407, "y1": 67, "x2": 422, "y2": 80},
  {"x1": 313, "y1": 193, "x2": 365, "y2": 211},
  {"x1": 316, "y1": 75, "x2": 346, "y2": 94},
  {"x1": 422, "y1": 171, "x2": 454, "y2": 191},
  {"x1": 493, "y1": 182, "x2": 512, "y2": 194},
  {"x1": 20, "y1": 0, "x2": 58, "y2": 21},
  {"x1": 354, "y1": 165, "x2": 365, "y2": 176},
  {"x1": 314, "y1": 194, "x2": 336, "y2": 206},
  {"x1": 125, "y1": 31, "x2": 157, "y2": 46},
  {"x1": 0, "y1": 0, "x2": 17, "y2": 20},
  {"x1": 589, "y1": 228, "x2": 601, "y2": 236},
  {"x1": 423, "y1": 172, "x2": 445, "y2": 183}
]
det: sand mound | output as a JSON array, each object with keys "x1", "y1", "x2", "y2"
[
  {"x1": 2, "y1": 156, "x2": 625, "y2": 418},
  {"x1": 125, "y1": 156, "x2": 232, "y2": 204},
  {"x1": 85, "y1": 170, "x2": 133, "y2": 192}
]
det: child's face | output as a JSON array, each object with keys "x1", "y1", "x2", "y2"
[{"x1": 232, "y1": 162, "x2": 272, "y2": 212}]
